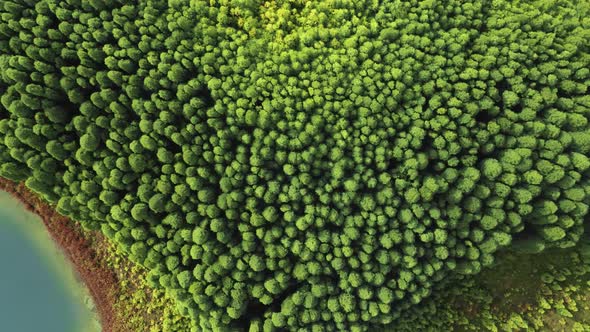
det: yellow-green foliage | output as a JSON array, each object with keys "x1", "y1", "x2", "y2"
[{"x1": 93, "y1": 236, "x2": 192, "y2": 332}]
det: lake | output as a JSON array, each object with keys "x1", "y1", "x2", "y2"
[{"x1": 0, "y1": 191, "x2": 100, "y2": 332}]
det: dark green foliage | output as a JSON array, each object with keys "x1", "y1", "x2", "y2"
[{"x1": 0, "y1": 0, "x2": 589, "y2": 331}]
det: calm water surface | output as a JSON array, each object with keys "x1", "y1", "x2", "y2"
[{"x1": 0, "y1": 191, "x2": 99, "y2": 332}]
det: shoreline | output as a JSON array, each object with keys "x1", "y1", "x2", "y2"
[
  {"x1": 0, "y1": 191, "x2": 100, "y2": 332},
  {"x1": 0, "y1": 178, "x2": 120, "y2": 332}
]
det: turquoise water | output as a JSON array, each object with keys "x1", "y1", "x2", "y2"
[{"x1": 0, "y1": 192, "x2": 99, "y2": 332}]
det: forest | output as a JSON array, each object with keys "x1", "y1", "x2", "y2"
[{"x1": 0, "y1": 0, "x2": 589, "y2": 331}]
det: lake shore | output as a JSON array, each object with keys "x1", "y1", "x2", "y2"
[
  {"x1": 0, "y1": 178, "x2": 120, "y2": 332},
  {"x1": 0, "y1": 177, "x2": 192, "y2": 332},
  {"x1": 0, "y1": 191, "x2": 100, "y2": 332}
]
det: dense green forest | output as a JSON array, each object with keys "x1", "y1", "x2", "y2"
[{"x1": 0, "y1": 0, "x2": 589, "y2": 330}]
